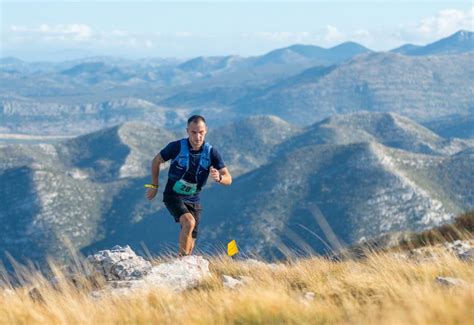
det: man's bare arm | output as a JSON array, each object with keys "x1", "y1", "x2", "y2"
[
  {"x1": 146, "y1": 153, "x2": 165, "y2": 200},
  {"x1": 151, "y1": 153, "x2": 165, "y2": 185},
  {"x1": 210, "y1": 166, "x2": 232, "y2": 185},
  {"x1": 215, "y1": 167, "x2": 232, "y2": 185}
]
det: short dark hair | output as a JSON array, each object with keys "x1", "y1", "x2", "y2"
[{"x1": 187, "y1": 115, "x2": 206, "y2": 125}]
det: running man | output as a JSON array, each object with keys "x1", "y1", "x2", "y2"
[{"x1": 146, "y1": 115, "x2": 232, "y2": 256}]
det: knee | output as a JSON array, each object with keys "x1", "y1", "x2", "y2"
[{"x1": 180, "y1": 213, "x2": 195, "y2": 230}]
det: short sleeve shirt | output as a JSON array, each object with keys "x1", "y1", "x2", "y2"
[{"x1": 160, "y1": 139, "x2": 225, "y2": 202}]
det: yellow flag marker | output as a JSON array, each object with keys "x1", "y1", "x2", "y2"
[{"x1": 227, "y1": 240, "x2": 239, "y2": 257}]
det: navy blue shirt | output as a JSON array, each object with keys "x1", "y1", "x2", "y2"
[{"x1": 160, "y1": 139, "x2": 225, "y2": 202}]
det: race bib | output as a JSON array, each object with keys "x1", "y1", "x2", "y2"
[{"x1": 172, "y1": 179, "x2": 198, "y2": 195}]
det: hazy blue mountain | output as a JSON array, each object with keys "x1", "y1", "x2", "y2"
[
  {"x1": 0, "y1": 57, "x2": 25, "y2": 65},
  {"x1": 391, "y1": 44, "x2": 423, "y2": 55},
  {"x1": 275, "y1": 112, "x2": 472, "y2": 157},
  {"x1": 56, "y1": 122, "x2": 177, "y2": 181},
  {"x1": 1, "y1": 31, "x2": 473, "y2": 262},
  {"x1": 408, "y1": 30, "x2": 474, "y2": 55},
  {"x1": 0, "y1": 122, "x2": 179, "y2": 265},
  {"x1": 200, "y1": 141, "x2": 473, "y2": 258},
  {"x1": 157, "y1": 42, "x2": 371, "y2": 109},
  {"x1": 0, "y1": 57, "x2": 70, "y2": 75},
  {"x1": 256, "y1": 44, "x2": 326, "y2": 65},
  {"x1": 2, "y1": 31, "x2": 472, "y2": 137},
  {"x1": 235, "y1": 52, "x2": 474, "y2": 125},
  {"x1": 2, "y1": 113, "x2": 472, "y2": 264},
  {"x1": 80, "y1": 116, "x2": 302, "y2": 255},
  {"x1": 174, "y1": 41, "x2": 370, "y2": 76},
  {"x1": 0, "y1": 57, "x2": 29, "y2": 74},
  {"x1": 391, "y1": 30, "x2": 474, "y2": 56},
  {"x1": 422, "y1": 114, "x2": 474, "y2": 139},
  {"x1": 255, "y1": 42, "x2": 371, "y2": 66},
  {"x1": 207, "y1": 115, "x2": 302, "y2": 176},
  {"x1": 0, "y1": 142, "x2": 109, "y2": 263},
  {"x1": 60, "y1": 62, "x2": 135, "y2": 84},
  {"x1": 325, "y1": 42, "x2": 373, "y2": 61},
  {"x1": 178, "y1": 55, "x2": 245, "y2": 73},
  {"x1": 0, "y1": 116, "x2": 300, "y2": 264},
  {"x1": 0, "y1": 97, "x2": 187, "y2": 136}
]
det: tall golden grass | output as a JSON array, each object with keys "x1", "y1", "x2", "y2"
[{"x1": 1, "y1": 247, "x2": 473, "y2": 324}]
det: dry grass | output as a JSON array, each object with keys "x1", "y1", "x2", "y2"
[
  {"x1": 397, "y1": 211, "x2": 474, "y2": 250},
  {"x1": 1, "y1": 248, "x2": 473, "y2": 324}
]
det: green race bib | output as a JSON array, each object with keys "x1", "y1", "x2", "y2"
[{"x1": 172, "y1": 179, "x2": 198, "y2": 195}]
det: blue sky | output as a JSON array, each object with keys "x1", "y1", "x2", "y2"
[{"x1": 1, "y1": 1, "x2": 473, "y2": 61}]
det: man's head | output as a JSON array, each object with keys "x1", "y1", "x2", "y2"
[{"x1": 186, "y1": 115, "x2": 207, "y2": 149}]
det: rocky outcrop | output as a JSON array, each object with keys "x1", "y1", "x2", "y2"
[
  {"x1": 444, "y1": 240, "x2": 474, "y2": 261},
  {"x1": 85, "y1": 246, "x2": 211, "y2": 296},
  {"x1": 85, "y1": 245, "x2": 152, "y2": 281}
]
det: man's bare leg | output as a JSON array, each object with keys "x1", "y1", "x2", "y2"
[
  {"x1": 178, "y1": 213, "x2": 195, "y2": 256},
  {"x1": 189, "y1": 238, "x2": 196, "y2": 255}
]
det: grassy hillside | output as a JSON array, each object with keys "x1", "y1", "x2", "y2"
[
  {"x1": 0, "y1": 248, "x2": 473, "y2": 324},
  {"x1": 1, "y1": 212, "x2": 473, "y2": 324}
]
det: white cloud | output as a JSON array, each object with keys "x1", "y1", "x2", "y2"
[
  {"x1": 64, "y1": 24, "x2": 93, "y2": 40},
  {"x1": 255, "y1": 32, "x2": 294, "y2": 41},
  {"x1": 248, "y1": 32, "x2": 318, "y2": 43},
  {"x1": 323, "y1": 25, "x2": 345, "y2": 43},
  {"x1": 352, "y1": 29, "x2": 370, "y2": 40},
  {"x1": 242, "y1": 29, "x2": 356, "y2": 48},
  {"x1": 400, "y1": 7, "x2": 473, "y2": 42},
  {"x1": 10, "y1": 23, "x2": 93, "y2": 41},
  {"x1": 38, "y1": 24, "x2": 51, "y2": 33}
]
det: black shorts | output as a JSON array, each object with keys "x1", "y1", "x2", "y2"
[{"x1": 163, "y1": 194, "x2": 202, "y2": 239}]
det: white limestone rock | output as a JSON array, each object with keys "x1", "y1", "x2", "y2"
[
  {"x1": 222, "y1": 275, "x2": 244, "y2": 289},
  {"x1": 303, "y1": 291, "x2": 315, "y2": 301},
  {"x1": 84, "y1": 245, "x2": 152, "y2": 281},
  {"x1": 142, "y1": 255, "x2": 210, "y2": 292},
  {"x1": 86, "y1": 248, "x2": 211, "y2": 297},
  {"x1": 435, "y1": 276, "x2": 469, "y2": 288}
]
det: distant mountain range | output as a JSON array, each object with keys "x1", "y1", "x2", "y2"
[
  {"x1": 1, "y1": 31, "x2": 473, "y2": 264},
  {"x1": 1, "y1": 112, "x2": 472, "y2": 264},
  {"x1": 422, "y1": 114, "x2": 474, "y2": 139},
  {"x1": 274, "y1": 112, "x2": 471, "y2": 156},
  {"x1": 201, "y1": 141, "x2": 473, "y2": 257},
  {"x1": 200, "y1": 113, "x2": 474, "y2": 257},
  {"x1": 1, "y1": 30, "x2": 473, "y2": 137},
  {"x1": 254, "y1": 42, "x2": 371, "y2": 66},
  {"x1": 392, "y1": 30, "x2": 474, "y2": 56},
  {"x1": 234, "y1": 51, "x2": 474, "y2": 125}
]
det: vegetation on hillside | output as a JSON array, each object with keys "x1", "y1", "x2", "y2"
[
  {"x1": 1, "y1": 212, "x2": 473, "y2": 324},
  {"x1": 397, "y1": 210, "x2": 474, "y2": 250}
]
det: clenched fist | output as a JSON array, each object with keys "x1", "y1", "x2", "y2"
[{"x1": 210, "y1": 166, "x2": 222, "y2": 183}]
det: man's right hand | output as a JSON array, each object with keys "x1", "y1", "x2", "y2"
[{"x1": 146, "y1": 188, "x2": 158, "y2": 200}]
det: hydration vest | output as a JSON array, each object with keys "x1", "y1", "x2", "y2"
[{"x1": 168, "y1": 138, "x2": 212, "y2": 190}]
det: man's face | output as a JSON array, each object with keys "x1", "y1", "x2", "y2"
[{"x1": 186, "y1": 121, "x2": 207, "y2": 148}]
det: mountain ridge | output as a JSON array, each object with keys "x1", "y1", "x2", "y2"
[
  {"x1": 234, "y1": 52, "x2": 474, "y2": 124},
  {"x1": 391, "y1": 30, "x2": 474, "y2": 56}
]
